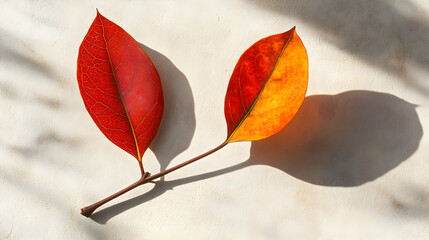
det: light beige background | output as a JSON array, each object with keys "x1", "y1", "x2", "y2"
[{"x1": 0, "y1": 0, "x2": 428, "y2": 239}]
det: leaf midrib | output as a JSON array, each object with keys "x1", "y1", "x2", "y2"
[
  {"x1": 98, "y1": 14, "x2": 142, "y2": 161},
  {"x1": 226, "y1": 30, "x2": 295, "y2": 143}
]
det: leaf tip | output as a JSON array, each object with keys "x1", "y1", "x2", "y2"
[
  {"x1": 95, "y1": 8, "x2": 106, "y2": 21},
  {"x1": 283, "y1": 26, "x2": 296, "y2": 37}
]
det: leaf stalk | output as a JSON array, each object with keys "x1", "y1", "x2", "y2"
[{"x1": 80, "y1": 142, "x2": 227, "y2": 217}]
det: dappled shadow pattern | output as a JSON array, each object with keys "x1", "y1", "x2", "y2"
[
  {"x1": 0, "y1": 30, "x2": 52, "y2": 79},
  {"x1": 139, "y1": 44, "x2": 196, "y2": 173},
  {"x1": 385, "y1": 182, "x2": 429, "y2": 219},
  {"x1": 248, "y1": 0, "x2": 429, "y2": 94}
]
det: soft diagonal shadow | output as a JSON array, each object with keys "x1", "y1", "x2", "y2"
[
  {"x1": 248, "y1": 0, "x2": 429, "y2": 94},
  {"x1": 0, "y1": 30, "x2": 52, "y2": 79},
  {"x1": 91, "y1": 90, "x2": 422, "y2": 223},
  {"x1": 139, "y1": 43, "x2": 196, "y2": 174}
]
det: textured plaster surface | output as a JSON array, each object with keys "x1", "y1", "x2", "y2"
[{"x1": 0, "y1": 1, "x2": 428, "y2": 239}]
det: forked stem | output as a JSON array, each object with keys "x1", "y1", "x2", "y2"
[
  {"x1": 138, "y1": 161, "x2": 145, "y2": 177},
  {"x1": 80, "y1": 142, "x2": 227, "y2": 217}
]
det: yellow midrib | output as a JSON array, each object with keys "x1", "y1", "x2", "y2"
[
  {"x1": 226, "y1": 30, "x2": 295, "y2": 143},
  {"x1": 98, "y1": 15, "x2": 142, "y2": 161}
]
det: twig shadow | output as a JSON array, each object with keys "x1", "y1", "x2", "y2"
[
  {"x1": 91, "y1": 90, "x2": 423, "y2": 223},
  {"x1": 91, "y1": 163, "x2": 247, "y2": 224}
]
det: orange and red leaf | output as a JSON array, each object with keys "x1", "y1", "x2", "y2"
[{"x1": 224, "y1": 27, "x2": 308, "y2": 142}]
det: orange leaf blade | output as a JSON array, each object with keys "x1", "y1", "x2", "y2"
[{"x1": 224, "y1": 27, "x2": 308, "y2": 142}]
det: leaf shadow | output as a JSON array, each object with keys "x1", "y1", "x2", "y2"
[
  {"x1": 247, "y1": 0, "x2": 429, "y2": 94},
  {"x1": 91, "y1": 90, "x2": 423, "y2": 223},
  {"x1": 138, "y1": 43, "x2": 197, "y2": 175},
  {"x1": 248, "y1": 90, "x2": 423, "y2": 186}
]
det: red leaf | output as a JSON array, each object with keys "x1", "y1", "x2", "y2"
[{"x1": 77, "y1": 11, "x2": 164, "y2": 161}]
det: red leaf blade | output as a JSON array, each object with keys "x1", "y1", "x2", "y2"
[{"x1": 77, "y1": 11, "x2": 164, "y2": 161}]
